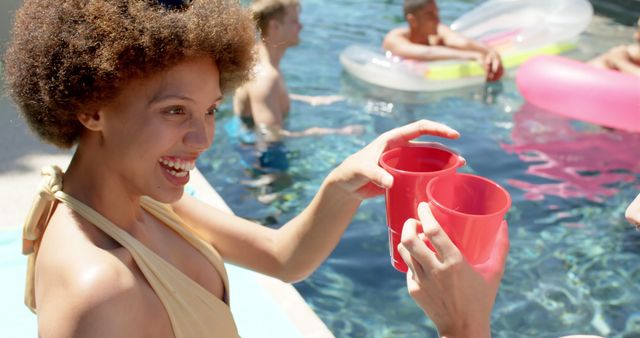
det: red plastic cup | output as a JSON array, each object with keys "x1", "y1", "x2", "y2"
[
  {"x1": 379, "y1": 143, "x2": 465, "y2": 272},
  {"x1": 426, "y1": 173, "x2": 511, "y2": 266}
]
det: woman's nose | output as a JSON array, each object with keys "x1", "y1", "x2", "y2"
[{"x1": 184, "y1": 118, "x2": 213, "y2": 150}]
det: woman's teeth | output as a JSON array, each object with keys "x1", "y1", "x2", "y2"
[
  {"x1": 158, "y1": 158, "x2": 196, "y2": 177},
  {"x1": 167, "y1": 169, "x2": 188, "y2": 177}
]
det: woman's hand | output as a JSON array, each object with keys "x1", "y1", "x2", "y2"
[
  {"x1": 398, "y1": 202, "x2": 509, "y2": 338},
  {"x1": 327, "y1": 120, "x2": 460, "y2": 200}
]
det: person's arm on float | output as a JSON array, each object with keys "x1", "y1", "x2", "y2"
[
  {"x1": 174, "y1": 120, "x2": 460, "y2": 282},
  {"x1": 383, "y1": 28, "x2": 483, "y2": 62},
  {"x1": 438, "y1": 24, "x2": 503, "y2": 81},
  {"x1": 397, "y1": 203, "x2": 509, "y2": 338},
  {"x1": 588, "y1": 53, "x2": 609, "y2": 69},
  {"x1": 604, "y1": 45, "x2": 640, "y2": 76},
  {"x1": 382, "y1": 27, "x2": 502, "y2": 81}
]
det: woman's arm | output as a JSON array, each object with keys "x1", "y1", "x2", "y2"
[{"x1": 174, "y1": 120, "x2": 460, "y2": 282}]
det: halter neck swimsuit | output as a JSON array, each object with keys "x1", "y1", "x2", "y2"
[{"x1": 22, "y1": 166, "x2": 240, "y2": 337}]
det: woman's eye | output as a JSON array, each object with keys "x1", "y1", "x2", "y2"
[
  {"x1": 166, "y1": 107, "x2": 185, "y2": 115},
  {"x1": 207, "y1": 107, "x2": 218, "y2": 116}
]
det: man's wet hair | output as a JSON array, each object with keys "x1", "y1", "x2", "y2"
[
  {"x1": 403, "y1": 0, "x2": 435, "y2": 17},
  {"x1": 251, "y1": 0, "x2": 299, "y2": 36}
]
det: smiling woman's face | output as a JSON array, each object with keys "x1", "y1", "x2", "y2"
[{"x1": 93, "y1": 56, "x2": 222, "y2": 203}]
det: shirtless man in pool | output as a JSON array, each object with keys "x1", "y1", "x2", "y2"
[
  {"x1": 383, "y1": 0, "x2": 504, "y2": 82},
  {"x1": 234, "y1": 0, "x2": 357, "y2": 143}
]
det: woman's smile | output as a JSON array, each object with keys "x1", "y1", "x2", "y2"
[{"x1": 158, "y1": 156, "x2": 197, "y2": 185}]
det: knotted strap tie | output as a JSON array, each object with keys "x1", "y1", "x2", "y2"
[
  {"x1": 22, "y1": 165, "x2": 63, "y2": 255},
  {"x1": 22, "y1": 165, "x2": 64, "y2": 312}
]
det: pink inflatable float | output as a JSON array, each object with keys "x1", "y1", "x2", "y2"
[{"x1": 516, "y1": 55, "x2": 640, "y2": 132}]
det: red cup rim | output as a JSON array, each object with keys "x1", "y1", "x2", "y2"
[
  {"x1": 379, "y1": 145, "x2": 463, "y2": 177},
  {"x1": 426, "y1": 173, "x2": 512, "y2": 218}
]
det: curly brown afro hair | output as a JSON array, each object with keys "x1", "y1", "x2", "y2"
[{"x1": 3, "y1": 0, "x2": 256, "y2": 148}]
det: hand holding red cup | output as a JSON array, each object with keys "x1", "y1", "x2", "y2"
[{"x1": 379, "y1": 143, "x2": 465, "y2": 272}]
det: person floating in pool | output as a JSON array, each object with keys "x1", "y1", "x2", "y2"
[
  {"x1": 233, "y1": 0, "x2": 360, "y2": 144},
  {"x1": 588, "y1": 17, "x2": 640, "y2": 77},
  {"x1": 383, "y1": 0, "x2": 504, "y2": 82},
  {"x1": 4, "y1": 0, "x2": 463, "y2": 335}
]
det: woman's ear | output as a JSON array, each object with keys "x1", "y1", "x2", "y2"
[{"x1": 77, "y1": 110, "x2": 104, "y2": 131}]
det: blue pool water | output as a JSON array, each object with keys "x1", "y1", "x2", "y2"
[{"x1": 198, "y1": 1, "x2": 640, "y2": 337}]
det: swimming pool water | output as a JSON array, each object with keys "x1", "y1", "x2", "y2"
[{"x1": 198, "y1": 1, "x2": 640, "y2": 337}]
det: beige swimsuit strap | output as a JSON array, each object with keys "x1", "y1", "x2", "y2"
[
  {"x1": 23, "y1": 166, "x2": 239, "y2": 337},
  {"x1": 140, "y1": 196, "x2": 233, "y2": 304}
]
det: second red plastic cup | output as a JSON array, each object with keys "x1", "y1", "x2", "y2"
[
  {"x1": 379, "y1": 143, "x2": 464, "y2": 272},
  {"x1": 426, "y1": 173, "x2": 511, "y2": 266}
]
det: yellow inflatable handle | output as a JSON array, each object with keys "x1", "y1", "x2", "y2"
[{"x1": 423, "y1": 42, "x2": 576, "y2": 80}]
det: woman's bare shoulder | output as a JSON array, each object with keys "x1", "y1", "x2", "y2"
[{"x1": 34, "y1": 205, "x2": 153, "y2": 337}]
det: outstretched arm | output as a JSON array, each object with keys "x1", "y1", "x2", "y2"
[
  {"x1": 437, "y1": 24, "x2": 492, "y2": 55},
  {"x1": 175, "y1": 120, "x2": 460, "y2": 282},
  {"x1": 383, "y1": 27, "x2": 482, "y2": 61},
  {"x1": 267, "y1": 120, "x2": 460, "y2": 280},
  {"x1": 438, "y1": 24, "x2": 503, "y2": 81}
]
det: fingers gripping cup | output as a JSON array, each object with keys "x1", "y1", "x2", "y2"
[
  {"x1": 426, "y1": 173, "x2": 511, "y2": 266},
  {"x1": 379, "y1": 144, "x2": 465, "y2": 272}
]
